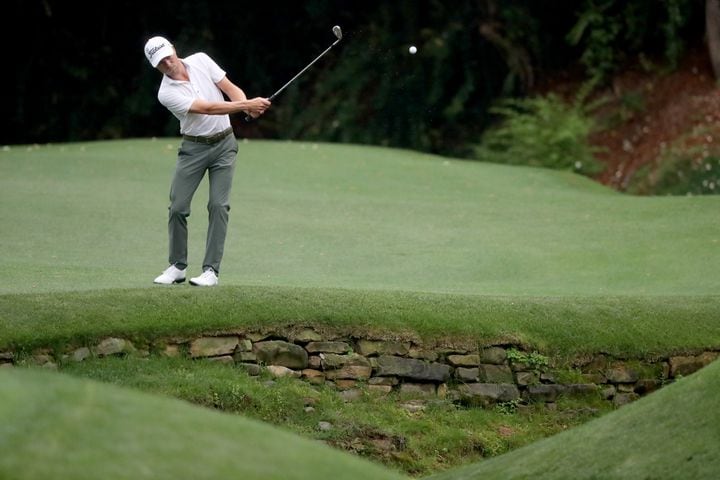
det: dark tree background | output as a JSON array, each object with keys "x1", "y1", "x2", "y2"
[{"x1": 2, "y1": 0, "x2": 707, "y2": 157}]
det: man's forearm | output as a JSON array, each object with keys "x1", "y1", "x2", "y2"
[
  {"x1": 189, "y1": 99, "x2": 254, "y2": 115},
  {"x1": 225, "y1": 86, "x2": 248, "y2": 102}
]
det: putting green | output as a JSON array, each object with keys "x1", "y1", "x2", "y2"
[{"x1": 0, "y1": 139, "x2": 717, "y2": 295}]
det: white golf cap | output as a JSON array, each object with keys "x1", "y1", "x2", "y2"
[{"x1": 144, "y1": 36, "x2": 174, "y2": 67}]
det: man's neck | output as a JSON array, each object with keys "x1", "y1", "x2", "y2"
[{"x1": 167, "y1": 60, "x2": 189, "y2": 82}]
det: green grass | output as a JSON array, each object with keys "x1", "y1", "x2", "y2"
[
  {"x1": 9, "y1": 354, "x2": 720, "y2": 479},
  {"x1": 2, "y1": 139, "x2": 719, "y2": 479},
  {"x1": 51, "y1": 355, "x2": 611, "y2": 477},
  {"x1": 1, "y1": 139, "x2": 719, "y2": 357},
  {"x1": 1, "y1": 139, "x2": 718, "y2": 296},
  {"x1": 426, "y1": 356, "x2": 720, "y2": 480},
  {"x1": 1, "y1": 286, "x2": 719, "y2": 359},
  {"x1": 0, "y1": 366, "x2": 406, "y2": 480}
]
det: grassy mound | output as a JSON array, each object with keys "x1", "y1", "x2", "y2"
[
  {"x1": 0, "y1": 367, "x2": 405, "y2": 480},
  {"x1": 426, "y1": 358, "x2": 720, "y2": 480}
]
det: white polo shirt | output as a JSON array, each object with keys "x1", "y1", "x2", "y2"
[{"x1": 157, "y1": 53, "x2": 232, "y2": 136}]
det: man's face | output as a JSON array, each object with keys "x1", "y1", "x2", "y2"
[{"x1": 156, "y1": 50, "x2": 181, "y2": 77}]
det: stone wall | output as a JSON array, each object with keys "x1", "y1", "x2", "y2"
[{"x1": 2, "y1": 329, "x2": 718, "y2": 408}]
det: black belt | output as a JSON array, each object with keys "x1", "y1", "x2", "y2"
[{"x1": 182, "y1": 127, "x2": 233, "y2": 145}]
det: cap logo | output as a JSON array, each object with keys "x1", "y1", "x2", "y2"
[{"x1": 147, "y1": 43, "x2": 166, "y2": 58}]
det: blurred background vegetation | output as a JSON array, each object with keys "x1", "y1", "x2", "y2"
[{"x1": 4, "y1": 0, "x2": 717, "y2": 193}]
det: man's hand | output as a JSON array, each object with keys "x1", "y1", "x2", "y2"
[{"x1": 246, "y1": 97, "x2": 271, "y2": 118}]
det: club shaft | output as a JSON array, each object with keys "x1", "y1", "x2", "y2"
[{"x1": 269, "y1": 39, "x2": 340, "y2": 100}]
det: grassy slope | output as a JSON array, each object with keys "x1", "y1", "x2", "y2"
[
  {"x1": 0, "y1": 139, "x2": 718, "y2": 296},
  {"x1": 0, "y1": 367, "x2": 406, "y2": 480},
  {"x1": 426, "y1": 358, "x2": 720, "y2": 480},
  {"x1": 58, "y1": 355, "x2": 611, "y2": 477},
  {"x1": 1, "y1": 286, "x2": 719, "y2": 358}
]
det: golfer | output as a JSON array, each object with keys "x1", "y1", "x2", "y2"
[{"x1": 144, "y1": 36, "x2": 270, "y2": 286}]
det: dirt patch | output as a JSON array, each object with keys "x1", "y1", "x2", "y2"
[{"x1": 535, "y1": 45, "x2": 720, "y2": 192}]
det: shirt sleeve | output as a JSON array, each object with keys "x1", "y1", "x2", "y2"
[
  {"x1": 158, "y1": 85, "x2": 193, "y2": 117},
  {"x1": 196, "y1": 52, "x2": 227, "y2": 83}
]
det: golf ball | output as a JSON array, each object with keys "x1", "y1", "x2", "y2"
[{"x1": 409, "y1": 45, "x2": 417, "y2": 54}]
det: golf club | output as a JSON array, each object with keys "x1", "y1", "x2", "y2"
[{"x1": 245, "y1": 25, "x2": 343, "y2": 121}]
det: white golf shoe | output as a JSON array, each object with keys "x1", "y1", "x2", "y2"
[
  {"x1": 190, "y1": 268, "x2": 218, "y2": 287},
  {"x1": 153, "y1": 265, "x2": 186, "y2": 285}
]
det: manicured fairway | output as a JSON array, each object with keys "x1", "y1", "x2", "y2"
[{"x1": 0, "y1": 139, "x2": 718, "y2": 296}]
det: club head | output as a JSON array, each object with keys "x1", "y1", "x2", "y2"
[{"x1": 332, "y1": 25, "x2": 342, "y2": 40}]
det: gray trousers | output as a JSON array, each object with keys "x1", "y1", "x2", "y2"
[{"x1": 167, "y1": 134, "x2": 238, "y2": 274}]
